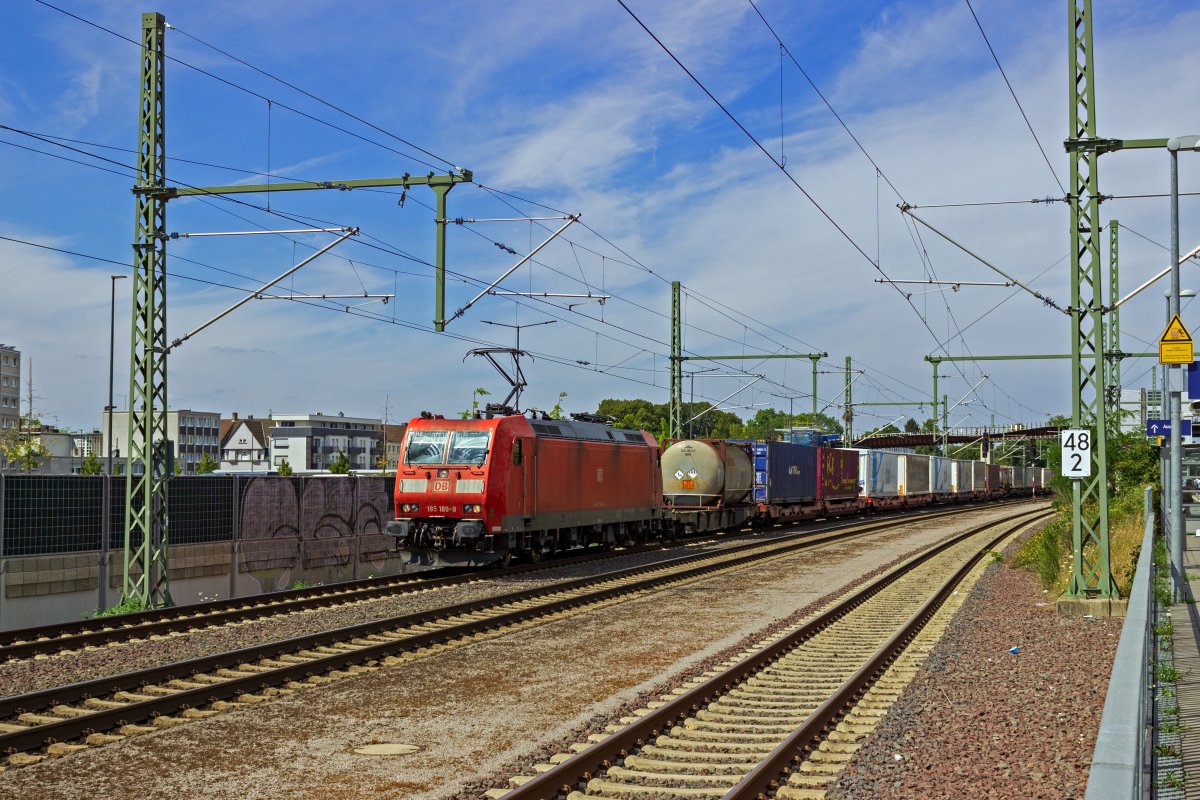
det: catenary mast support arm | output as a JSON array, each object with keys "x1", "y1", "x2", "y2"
[
  {"x1": 900, "y1": 207, "x2": 1067, "y2": 313},
  {"x1": 167, "y1": 230, "x2": 356, "y2": 351},
  {"x1": 445, "y1": 215, "x2": 580, "y2": 326}
]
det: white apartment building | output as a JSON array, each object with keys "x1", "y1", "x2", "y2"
[
  {"x1": 0, "y1": 344, "x2": 20, "y2": 431},
  {"x1": 269, "y1": 412, "x2": 383, "y2": 471},
  {"x1": 103, "y1": 408, "x2": 221, "y2": 474},
  {"x1": 73, "y1": 430, "x2": 103, "y2": 459}
]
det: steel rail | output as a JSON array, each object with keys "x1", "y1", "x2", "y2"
[
  {"x1": 0, "y1": 503, "x2": 1040, "y2": 757},
  {"x1": 0, "y1": 501, "x2": 1016, "y2": 661},
  {"x1": 723, "y1": 512, "x2": 1047, "y2": 799},
  {"x1": 0, "y1": 547, "x2": 643, "y2": 661},
  {"x1": 498, "y1": 507, "x2": 1049, "y2": 800}
]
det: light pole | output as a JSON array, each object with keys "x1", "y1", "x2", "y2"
[
  {"x1": 480, "y1": 319, "x2": 556, "y2": 411},
  {"x1": 1168, "y1": 134, "x2": 1200, "y2": 597},
  {"x1": 107, "y1": 275, "x2": 126, "y2": 475},
  {"x1": 101, "y1": 273, "x2": 126, "y2": 611}
]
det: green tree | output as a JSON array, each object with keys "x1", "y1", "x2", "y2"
[
  {"x1": 903, "y1": 417, "x2": 920, "y2": 433},
  {"x1": 80, "y1": 452, "x2": 103, "y2": 475},
  {"x1": 596, "y1": 397, "x2": 753, "y2": 441},
  {"x1": 461, "y1": 387, "x2": 491, "y2": 419},
  {"x1": 743, "y1": 409, "x2": 844, "y2": 439},
  {"x1": 197, "y1": 453, "x2": 218, "y2": 474},
  {"x1": 328, "y1": 450, "x2": 350, "y2": 474},
  {"x1": 0, "y1": 415, "x2": 50, "y2": 472},
  {"x1": 597, "y1": 398, "x2": 665, "y2": 433},
  {"x1": 277, "y1": 459, "x2": 293, "y2": 476}
]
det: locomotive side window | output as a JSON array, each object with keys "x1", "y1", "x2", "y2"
[
  {"x1": 512, "y1": 439, "x2": 523, "y2": 465},
  {"x1": 405, "y1": 430, "x2": 449, "y2": 464},
  {"x1": 448, "y1": 430, "x2": 491, "y2": 465}
]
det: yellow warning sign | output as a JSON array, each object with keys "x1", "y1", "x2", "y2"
[{"x1": 1160, "y1": 314, "x2": 1194, "y2": 365}]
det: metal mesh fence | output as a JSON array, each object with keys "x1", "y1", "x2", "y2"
[
  {"x1": 0, "y1": 475, "x2": 395, "y2": 557},
  {"x1": 170, "y1": 476, "x2": 236, "y2": 545},
  {"x1": 0, "y1": 475, "x2": 107, "y2": 556}
]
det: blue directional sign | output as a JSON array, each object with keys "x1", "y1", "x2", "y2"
[
  {"x1": 1190, "y1": 362, "x2": 1200, "y2": 398},
  {"x1": 1147, "y1": 418, "x2": 1192, "y2": 437}
]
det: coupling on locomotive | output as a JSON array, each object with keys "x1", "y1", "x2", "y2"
[{"x1": 386, "y1": 411, "x2": 1046, "y2": 568}]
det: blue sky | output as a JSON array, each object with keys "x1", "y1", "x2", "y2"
[{"x1": 1, "y1": 0, "x2": 1198, "y2": 434}]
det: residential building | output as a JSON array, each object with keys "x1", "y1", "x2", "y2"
[
  {"x1": 0, "y1": 424, "x2": 82, "y2": 475},
  {"x1": 103, "y1": 408, "x2": 221, "y2": 474},
  {"x1": 219, "y1": 413, "x2": 272, "y2": 472},
  {"x1": 383, "y1": 423, "x2": 408, "y2": 470},
  {"x1": 0, "y1": 344, "x2": 19, "y2": 431},
  {"x1": 269, "y1": 412, "x2": 383, "y2": 472},
  {"x1": 73, "y1": 430, "x2": 103, "y2": 459}
]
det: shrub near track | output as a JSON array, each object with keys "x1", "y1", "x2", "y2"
[{"x1": 1013, "y1": 428, "x2": 1159, "y2": 596}]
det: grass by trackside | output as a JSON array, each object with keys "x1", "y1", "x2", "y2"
[{"x1": 1012, "y1": 428, "x2": 1159, "y2": 598}]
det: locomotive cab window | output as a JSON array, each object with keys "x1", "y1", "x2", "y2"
[
  {"x1": 448, "y1": 430, "x2": 491, "y2": 465},
  {"x1": 405, "y1": 430, "x2": 449, "y2": 464}
]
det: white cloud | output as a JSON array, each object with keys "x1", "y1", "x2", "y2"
[{"x1": 2, "y1": 1, "x2": 1198, "y2": 432}]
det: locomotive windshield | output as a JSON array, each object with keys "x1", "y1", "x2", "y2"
[
  {"x1": 405, "y1": 430, "x2": 448, "y2": 464},
  {"x1": 448, "y1": 430, "x2": 490, "y2": 464},
  {"x1": 403, "y1": 429, "x2": 491, "y2": 465}
]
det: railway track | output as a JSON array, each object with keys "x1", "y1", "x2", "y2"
[
  {"x1": 0, "y1": 501, "x2": 1040, "y2": 768},
  {"x1": 493, "y1": 506, "x2": 1050, "y2": 800},
  {"x1": 0, "y1": 501, "x2": 1019, "y2": 663}
]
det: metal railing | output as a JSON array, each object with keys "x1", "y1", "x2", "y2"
[{"x1": 1084, "y1": 485, "x2": 1156, "y2": 799}]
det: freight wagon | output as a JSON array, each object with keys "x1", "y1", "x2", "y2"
[
  {"x1": 733, "y1": 440, "x2": 860, "y2": 522},
  {"x1": 930, "y1": 455, "x2": 955, "y2": 501},
  {"x1": 661, "y1": 439, "x2": 757, "y2": 534},
  {"x1": 898, "y1": 454, "x2": 933, "y2": 507},
  {"x1": 857, "y1": 450, "x2": 904, "y2": 510}
]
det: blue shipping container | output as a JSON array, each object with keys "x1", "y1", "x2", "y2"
[{"x1": 757, "y1": 441, "x2": 819, "y2": 504}]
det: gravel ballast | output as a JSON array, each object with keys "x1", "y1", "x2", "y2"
[
  {"x1": 825, "y1": 532, "x2": 1122, "y2": 800},
  {"x1": 0, "y1": 509, "x2": 972, "y2": 698},
  {"x1": 0, "y1": 505, "x2": 1075, "y2": 800}
]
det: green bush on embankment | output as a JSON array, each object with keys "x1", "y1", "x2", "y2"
[{"x1": 1012, "y1": 427, "x2": 1159, "y2": 597}]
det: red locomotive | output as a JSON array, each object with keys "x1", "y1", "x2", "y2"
[{"x1": 385, "y1": 413, "x2": 662, "y2": 567}]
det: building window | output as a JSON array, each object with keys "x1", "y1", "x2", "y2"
[{"x1": 274, "y1": 439, "x2": 288, "y2": 448}]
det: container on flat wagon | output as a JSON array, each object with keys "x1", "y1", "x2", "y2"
[
  {"x1": 929, "y1": 456, "x2": 954, "y2": 495},
  {"x1": 1014, "y1": 466, "x2": 1032, "y2": 489},
  {"x1": 857, "y1": 450, "x2": 900, "y2": 498},
  {"x1": 661, "y1": 439, "x2": 753, "y2": 506},
  {"x1": 970, "y1": 461, "x2": 988, "y2": 492},
  {"x1": 818, "y1": 447, "x2": 860, "y2": 500},
  {"x1": 998, "y1": 465, "x2": 1014, "y2": 489},
  {"x1": 984, "y1": 463, "x2": 1002, "y2": 494},
  {"x1": 898, "y1": 454, "x2": 931, "y2": 496},
  {"x1": 743, "y1": 441, "x2": 819, "y2": 504},
  {"x1": 951, "y1": 460, "x2": 969, "y2": 494}
]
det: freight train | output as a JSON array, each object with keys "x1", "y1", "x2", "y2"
[{"x1": 385, "y1": 412, "x2": 1048, "y2": 567}]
